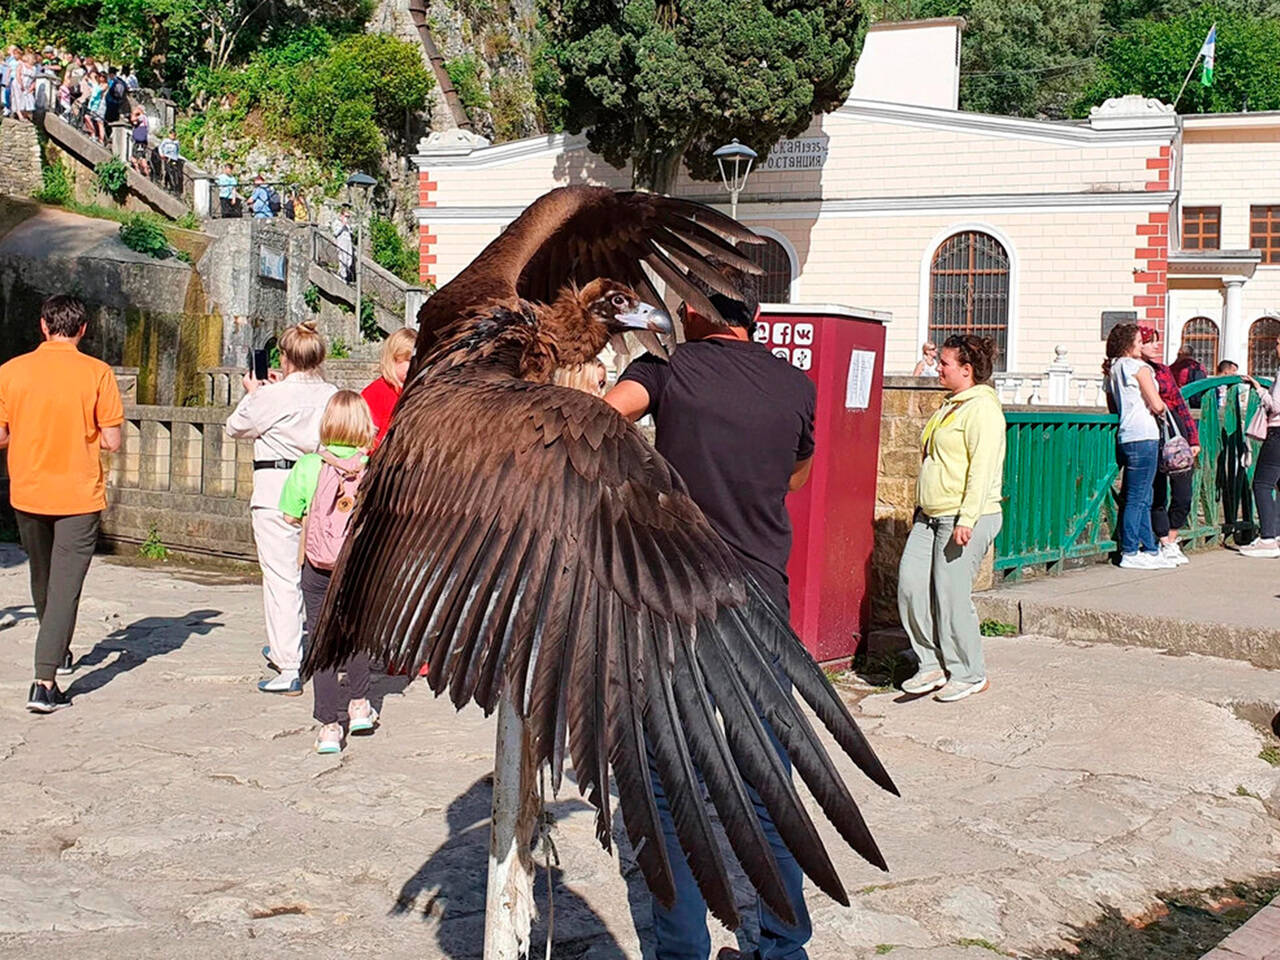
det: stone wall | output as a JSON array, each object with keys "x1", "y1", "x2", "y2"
[
  {"x1": 101, "y1": 404, "x2": 256, "y2": 559},
  {"x1": 869, "y1": 377, "x2": 946, "y2": 628},
  {"x1": 0, "y1": 120, "x2": 42, "y2": 197}
]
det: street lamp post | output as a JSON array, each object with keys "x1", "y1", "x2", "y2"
[
  {"x1": 713, "y1": 139, "x2": 757, "y2": 221},
  {"x1": 346, "y1": 172, "x2": 377, "y2": 332}
]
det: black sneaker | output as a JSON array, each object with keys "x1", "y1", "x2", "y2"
[
  {"x1": 26, "y1": 681, "x2": 70, "y2": 714},
  {"x1": 56, "y1": 650, "x2": 74, "y2": 676}
]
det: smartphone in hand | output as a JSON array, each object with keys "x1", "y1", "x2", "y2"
[{"x1": 251, "y1": 349, "x2": 270, "y2": 382}]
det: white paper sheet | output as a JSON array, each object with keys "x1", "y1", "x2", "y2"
[{"x1": 844, "y1": 349, "x2": 876, "y2": 410}]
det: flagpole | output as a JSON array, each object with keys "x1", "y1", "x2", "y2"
[
  {"x1": 1174, "y1": 22, "x2": 1216, "y2": 110},
  {"x1": 1173, "y1": 53, "x2": 1203, "y2": 110}
]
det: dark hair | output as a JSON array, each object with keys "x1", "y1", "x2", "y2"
[
  {"x1": 941, "y1": 334, "x2": 998, "y2": 384},
  {"x1": 41, "y1": 294, "x2": 87, "y2": 337},
  {"x1": 707, "y1": 292, "x2": 757, "y2": 336},
  {"x1": 1217, "y1": 359, "x2": 1238, "y2": 373},
  {"x1": 1102, "y1": 322, "x2": 1141, "y2": 378}
]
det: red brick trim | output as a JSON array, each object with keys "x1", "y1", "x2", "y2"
[
  {"x1": 418, "y1": 170, "x2": 438, "y2": 285},
  {"x1": 1132, "y1": 149, "x2": 1172, "y2": 337}
]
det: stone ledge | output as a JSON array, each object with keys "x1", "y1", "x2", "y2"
[{"x1": 973, "y1": 593, "x2": 1280, "y2": 670}]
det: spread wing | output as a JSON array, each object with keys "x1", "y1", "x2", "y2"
[
  {"x1": 307, "y1": 360, "x2": 898, "y2": 930},
  {"x1": 417, "y1": 186, "x2": 764, "y2": 346}
]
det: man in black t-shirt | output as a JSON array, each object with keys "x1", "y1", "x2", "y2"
[{"x1": 605, "y1": 292, "x2": 816, "y2": 960}]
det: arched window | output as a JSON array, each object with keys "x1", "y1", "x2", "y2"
[
  {"x1": 929, "y1": 231, "x2": 1010, "y2": 371},
  {"x1": 1249, "y1": 317, "x2": 1280, "y2": 377},
  {"x1": 740, "y1": 236, "x2": 792, "y2": 304},
  {"x1": 1180, "y1": 317, "x2": 1219, "y2": 371}
]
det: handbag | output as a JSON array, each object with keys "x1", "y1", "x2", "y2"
[
  {"x1": 1246, "y1": 402, "x2": 1270, "y2": 443},
  {"x1": 1159, "y1": 411, "x2": 1194, "y2": 475}
]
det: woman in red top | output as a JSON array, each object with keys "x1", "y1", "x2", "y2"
[{"x1": 361, "y1": 327, "x2": 416, "y2": 448}]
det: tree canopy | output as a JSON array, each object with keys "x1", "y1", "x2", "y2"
[
  {"x1": 536, "y1": 0, "x2": 862, "y2": 192},
  {"x1": 1077, "y1": 4, "x2": 1280, "y2": 115}
]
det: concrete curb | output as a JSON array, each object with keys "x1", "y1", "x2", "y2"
[
  {"x1": 1199, "y1": 897, "x2": 1280, "y2": 960},
  {"x1": 973, "y1": 593, "x2": 1280, "y2": 671}
]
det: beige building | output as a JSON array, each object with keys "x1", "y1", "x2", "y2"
[{"x1": 412, "y1": 18, "x2": 1280, "y2": 378}]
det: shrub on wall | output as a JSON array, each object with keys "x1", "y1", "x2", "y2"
[
  {"x1": 369, "y1": 216, "x2": 418, "y2": 284},
  {"x1": 119, "y1": 213, "x2": 172, "y2": 260},
  {"x1": 94, "y1": 158, "x2": 130, "y2": 202},
  {"x1": 33, "y1": 160, "x2": 72, "y2": 206}
]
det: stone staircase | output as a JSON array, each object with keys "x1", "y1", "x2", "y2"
[{"x1": 39, "y1": 112, "x2": 191, "y2": 220}]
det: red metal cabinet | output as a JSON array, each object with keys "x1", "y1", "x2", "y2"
[{"x1": 754, "y1": 304, "x2": 888, "y2": 665}]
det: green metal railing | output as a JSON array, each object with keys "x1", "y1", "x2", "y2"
[{"x1": 994, "y1": 376, "x2": 1268, "y2": 579}]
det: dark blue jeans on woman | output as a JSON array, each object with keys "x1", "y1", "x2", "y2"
[{"x1": 1118, "y1": 439, "x2": 1159, "y2": 555}]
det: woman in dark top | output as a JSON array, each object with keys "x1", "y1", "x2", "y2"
[{"x1": 1139, "y1": 327, "x2": 1198, "y2": 565}]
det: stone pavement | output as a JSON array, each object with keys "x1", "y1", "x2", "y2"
[
  {"x1": 2, "y1": 546, "x2": 1280, "y2": 960},
  {"x1": 975, "y1": 546, "x2": 1280, "y2": 670}
]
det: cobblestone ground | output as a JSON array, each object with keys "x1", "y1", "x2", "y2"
[{"x1": 1, "y1": 548, "x2": 1279, "y2": 959}]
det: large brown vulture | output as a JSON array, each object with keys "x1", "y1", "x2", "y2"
[{"x1": 306, "y1": 185, "x2": 897, "y2": 930}]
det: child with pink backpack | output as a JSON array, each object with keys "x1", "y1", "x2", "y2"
[{"x1": 278, "y1": 390, "x2": 378, "y2": 754}]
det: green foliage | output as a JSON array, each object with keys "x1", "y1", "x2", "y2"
[
  {"x1": 874, "y1": 947, "x2": 897, "y2": 956},
  {"x1": 303, "y1": 283, "x2": 321, "y2": 313},
  {"x1": 446, "y1": 53, "x2": 490, "y2": 116},
  {"x1": 94, "y1": 157, "x2": 130, "y2": 202},
  {"x1": 1235, "y1": 784, "x2": 1262, "y2": 799},
  {"x1": 955, "y1": 0, "x2": 1105, "y2": 118},
  {"x1": 118, "y1": 213, "x2": 172, "y2": 259},
  {"x1": 268, "y1": 342, "x2": 281, "y2": 369},
  {"x1": 175, "y1": 211, "x2": 201, "y2": 231},
  {"x1": 369, "y1": 216, "x2": 419, "y2": 284},
  {"x1": 538, "y1": 0, "x2": 862, "y2": 190},
  {"x1": 359, "y1": 295, "x2": 386, "y2": 342},
  {"x1": 1078, "y1": 5, "x2": 1280, "y2": 115},
  {"x1": 330, "y1": 336, "x2": 352, "y2": 359},
  {"x1": 33, "y1": 160, "x2": 73, "y2": 206},
  {"x1": 139, "y1": 525, "x2": 169, "y2": 561},
  {"x1": 174, "y1": 249, "x2": 194, "y2": 264},
  {"x1": 979, "y1": 618, "x2": 1019, "y2": 637},
  {"x1": 289, "y1": 33, "x2": 435, "y2": 170},
  {"x1": 954, "y1": 939, "x2": 1004, "y2": 954},
  {"x1": 1260, "y1": 745, "x2": 1280, "y2": 767}
]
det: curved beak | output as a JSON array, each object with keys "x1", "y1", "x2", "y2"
[{"x1": 611, "y1": 302, "x2": 673, "y2": 334}]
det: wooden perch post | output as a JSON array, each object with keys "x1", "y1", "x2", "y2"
[{"x1": 483, "y1": 690, "x2": 541, "y2": 960}]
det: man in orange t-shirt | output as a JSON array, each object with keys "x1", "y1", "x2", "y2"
[{"x1": 0, "y1": 295, "x2": 123, "y2": 713}]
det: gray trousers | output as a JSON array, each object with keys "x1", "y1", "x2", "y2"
[
  {"x1": 897, "y1": 510, "x2": 1002, "y2": 685},
  {"x1": 15, "y1": 509, "x2": 101, "y2": 682}
]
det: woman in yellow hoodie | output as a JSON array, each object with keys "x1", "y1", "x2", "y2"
[{"x1": 898, "y1": 335, "x2": 1006, "y2": 703}]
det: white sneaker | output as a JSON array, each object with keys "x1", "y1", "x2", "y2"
[
  {"x1": 1160, "y1": 542, "x2": 1190, "y2": 566},
  {"x1": 901, "y1": 668, "x2": 947, "y2": 695},
  {"x1": 1119, "y1": 552, "x2": 1160, "y2": 569},
  {"x1": 1239, "y1": 539, "x2": 1280, "y2": 558},
  {"x1": 935, "y1": 677, "x2": 990, "y2": 702}
]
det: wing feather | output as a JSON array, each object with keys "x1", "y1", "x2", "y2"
[{"x1": 306, "y1": 351, "x2": 894, "y2": 933}]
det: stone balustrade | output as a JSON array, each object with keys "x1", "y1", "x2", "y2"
[
  {"x1": 991, "y1": 346, "x2": 1108, "y2": 408},
  {"x1": 101, "y1": 404, "x2": 256, "y2": 559}
]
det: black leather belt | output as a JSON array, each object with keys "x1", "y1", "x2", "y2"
[{"x1": 253, "y1": 459, "x2": 297, "y2": 471}]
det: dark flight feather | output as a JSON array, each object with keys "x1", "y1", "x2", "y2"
[{"x1": 306, "y1": 185, "x2": 893, "y2": 934}]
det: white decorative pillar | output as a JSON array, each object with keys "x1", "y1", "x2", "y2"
[
  {"x1": 1046, "y1": 345, "x2": 1072, "y2": 405},
  {"x1": 1223, "y1": 279, "x2": 1247, "y2": 368}
]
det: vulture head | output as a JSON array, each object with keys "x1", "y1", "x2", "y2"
[{"x1": 546, "y1": 278, "x2": 673, "y2": 368}]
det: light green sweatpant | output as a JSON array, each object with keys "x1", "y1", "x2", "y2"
[{"x1": 897, "y1": 510, "x2": 1003, "y2": 685}]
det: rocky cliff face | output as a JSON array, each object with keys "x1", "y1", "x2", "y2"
[{"x1": 413, "y1": 0, "x2": 545, "y2": 143}]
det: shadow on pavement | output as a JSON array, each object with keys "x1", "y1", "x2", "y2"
[
  {"x1": 0, "y1": 603, "x2": 38, "y2": 627},
  {"x1": 392, "y1": 774, "x2": 628, "y2": 959},
  {"x1": 66, "y1": 609, "x2": 223, "y2": 698},
  {"x1": 1036, "y1": 876, "x2": 1280, "y2": 960}
]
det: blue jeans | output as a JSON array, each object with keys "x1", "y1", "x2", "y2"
[
  {"x1": 648, "y1": 670, "x2": 811, "y2": 960},
  {"x1": 1118, "y1": 439, "x2": 1159, "y2": 555}
]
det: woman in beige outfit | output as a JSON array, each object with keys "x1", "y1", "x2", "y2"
[{"x1": 226, "y1": 322, "x2": 337, "y2": 694}]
